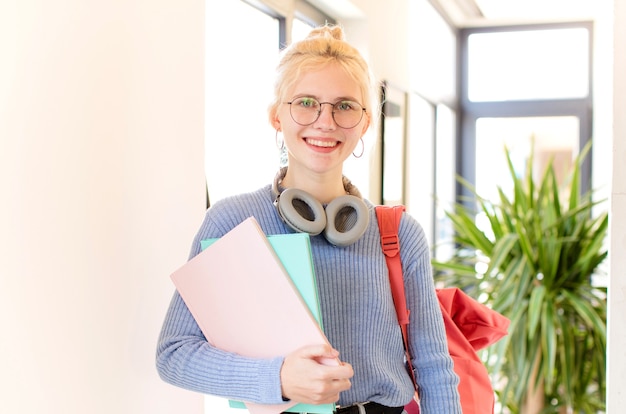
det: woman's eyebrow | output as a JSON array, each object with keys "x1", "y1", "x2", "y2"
[{"x1": 290, "y1": 93, "x2": 360, "y2": 102}]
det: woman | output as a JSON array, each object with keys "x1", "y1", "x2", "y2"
[{"x1": 156, "y1": 24, "x2": 462, "y2": 414}]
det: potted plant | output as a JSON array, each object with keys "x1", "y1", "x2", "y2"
[{"x1": 431, "y1": 141, "x2": 608, "y2": 413}]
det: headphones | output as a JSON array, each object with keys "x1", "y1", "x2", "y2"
[{"x1": 272, "y1": 169, "x2": 370, "y2": 247}]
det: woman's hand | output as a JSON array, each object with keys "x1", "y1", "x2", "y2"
[{"x1": 280, "y1": 344, "x2": 354, "y2": 405}]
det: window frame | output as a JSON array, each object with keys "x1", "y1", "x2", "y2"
[{"x1": 458, "y1": 21, "x2": 594, "y2": 200}]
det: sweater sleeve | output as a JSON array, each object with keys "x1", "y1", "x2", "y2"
[
  {"x1": 399, "y1": 216, "x2": 463, "y2": 413},
  {"x1": 156, "y1": 290, "x2": 286, "y2": 404},
  {"x1": 155, "y1": 199, "x2": 288, "y2": 405}
]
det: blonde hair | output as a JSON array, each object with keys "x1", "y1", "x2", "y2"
[{"x1": 268, "y1": 24, "x2": 377, "y2": 128}]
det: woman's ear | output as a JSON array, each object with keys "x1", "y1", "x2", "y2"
[
  {"x1": 360, "y1": 113, "x2": 371, "y2": 135},
  {"x1": 269, "y1": 106, "x2": 281, "y2": 131},
  {"x1": 272, "y1": 117, "x2": 281, "y2": 131}
]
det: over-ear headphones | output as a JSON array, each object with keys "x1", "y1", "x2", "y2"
[{"x1": 272, "y1": 168, "x2": 370, "y2": 247}]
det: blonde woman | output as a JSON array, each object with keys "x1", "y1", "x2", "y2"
[{"x1": 157, "y1": 24, "x2": 462, "y2": 414}]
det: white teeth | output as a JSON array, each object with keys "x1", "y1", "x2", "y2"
[{"x1": 306, "y1": 138, "x2": 337, "y2": 148}]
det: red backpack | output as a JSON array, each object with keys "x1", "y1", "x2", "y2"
[{"x1": 375, "y1": 205, "x2": 510, "y2": 414}]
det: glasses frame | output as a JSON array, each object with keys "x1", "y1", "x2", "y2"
[{"x1": 283, "y1": 98, "x2": 367, "y2": 129}]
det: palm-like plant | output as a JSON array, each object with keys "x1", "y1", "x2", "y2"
[{"x1": 432, "y1": 142, "x2": 608, "y2": 413}]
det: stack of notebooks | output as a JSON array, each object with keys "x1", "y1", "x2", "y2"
[{"x1": 170, "y1": 217, "x2": 337, "y2": 414}]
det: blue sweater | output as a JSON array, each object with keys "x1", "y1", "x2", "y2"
[{"x1": 156, "y1": 185, "x2": 462, "y2": 413}]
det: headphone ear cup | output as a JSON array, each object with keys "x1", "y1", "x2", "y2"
[
  {"x1": 276, "y1": 188, "x2": 327, "y2": 236},
  {"x1": 324, "y1": 195, "x2": 370, "y2": 247}
]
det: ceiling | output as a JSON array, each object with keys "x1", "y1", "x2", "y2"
[
  {"x1": 439, "y1": 0, "x2": 604, "y2": 27},
  {"x1": 307, "y1": 0, "x2": 605, "y2": 27},
  {"x1": 307, "y1": 0, "x2": 612, "y2": 27}
]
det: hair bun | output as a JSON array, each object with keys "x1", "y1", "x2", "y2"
[{"x1": 307, "y1": 24, "x2": 345, "y2": 41}]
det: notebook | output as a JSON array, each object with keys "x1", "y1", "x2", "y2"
[
  {"x1": 202, "y1": 232, "x2": 331, "y2": 413},
  {"x1": 171, "y1": 217, "x2": 336, "y2": 414}
]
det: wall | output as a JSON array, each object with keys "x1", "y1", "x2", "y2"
[
  {"x1": 0, "y1": 0, "x2": 205, "y2": 413},
  {"x1": 340, "y1": 0, "x2": 413, "y2": 205},
  {"x1": 607, "y1": 0, "x2": 626, "y2": 411},
  {"x1": 347, "y1": 0, "x2": 411, "y2": 87}
]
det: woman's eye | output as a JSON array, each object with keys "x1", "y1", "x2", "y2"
[
  {"x1": 336, "y1": 101, "x2": 354, "y2": 111},
  {"x1": 298, "y1": 98, "x2": 318, "y2": 108}
]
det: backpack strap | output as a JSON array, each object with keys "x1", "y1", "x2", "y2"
[{"x1": 375, "y1": 205, "x2": 418, "y2": 392}]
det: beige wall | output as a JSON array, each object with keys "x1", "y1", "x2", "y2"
[
  {"x1": 607, "y1": 0, "x2": 626, "y2": 412},
  {"x1": 0, "y1": 0, "x2": 205, "y2": 412}
]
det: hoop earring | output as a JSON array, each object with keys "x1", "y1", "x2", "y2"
[
  {"x1": 275, "y1": 129, "x2": 284, "y2": 150},
  {"x1": 352, "y1": 138, "x2": 364, "y2": 158}
]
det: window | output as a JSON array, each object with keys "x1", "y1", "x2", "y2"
[
  {"x1": 467, "y1": 27, "x2": 590, "y2": 101},
  {"x1": 433, "y1": 104, "x2": 456, "y2": 261},
  {"x1": 459, "y1": 22, "x2": 593, "y2": 208},
  {"x1": 475, "y1": 116, "x2": 580, "y2": 201},
  {"x1": 205, "y1": 0, "x2": 281, "y2": 205},
  {"x1": 292, "y1": 17, "x2": 314, "y2": 42}
]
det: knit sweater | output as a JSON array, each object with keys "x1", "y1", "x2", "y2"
[{"x1": 156, "y1": 184, "x2": 462, "y2": 413}]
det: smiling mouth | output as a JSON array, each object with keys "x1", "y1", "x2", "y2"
[{"x1": 306, "y1": 138, "x2": 338, "y2": 148}]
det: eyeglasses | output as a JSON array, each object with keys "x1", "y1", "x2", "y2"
[{"x1": 284, "y1": 97, "x2": 366, "y2": 129}]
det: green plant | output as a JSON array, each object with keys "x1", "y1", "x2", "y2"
[{"x1": 432, "y1": 142, "x2": 608, "y2": 413}]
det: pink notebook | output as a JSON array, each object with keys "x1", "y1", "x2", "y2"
[{"x1": 170, "y1": 217, "x2": 338, "y2": 414}]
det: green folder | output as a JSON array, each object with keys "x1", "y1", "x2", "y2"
[{"x1": 201, "y1": 232, "x2": 333, "y2": 414}]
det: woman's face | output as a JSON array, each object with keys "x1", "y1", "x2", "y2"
[{"x1": 274, "y1": 62, "x2": 370, "y2": 176}]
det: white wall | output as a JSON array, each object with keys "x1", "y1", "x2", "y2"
[
  {"x1": 0, "y1": 1, "x2": 205, "y2": 413},
  {"x1": 347, "y1": 0, "x2": 411, "y2": 87},
  {"x1": 607, "y1": 0, "x2": 626, "y2": 412}
]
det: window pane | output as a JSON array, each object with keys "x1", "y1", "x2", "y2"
[
  {"x1": 382, "y1": 85, "x2": 407, "y2": 206},
  {"x1": 475, "y1": 116, "x2": 580, "y2": 205},
  {"x1": 468, "y1": 28, "x2": 589, "y2": 101},
  {"x1": 292, "y1": 18, "x2": 313, "y2": 42},
  {"x1": 434, "y1": 105, "x2": 456, "y2": 262},
  {"x1": 406, "y1": 94, "x2": 435, "y2": 242},
  {"x1": 205, "y1": 1, "x2": 279, "y2": 203}
]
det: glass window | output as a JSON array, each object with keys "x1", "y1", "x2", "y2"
[
  {"x1": 460, "y1": 23, "x2": 593, "y2": 240},
  {"x1": 467, "y1": 27, "x2": 590, "y2": 101},
  {"x1": 405, "y1": 94, "x2": 435, "y2": 243},
  {"x1": 292, "y1": 18, "x2": 314, "y2": 43},
  {"x1": 205, "y1": 1, "x2": 280, "y2": 204},
  {"x1": 475, "y1": 116, "x2": 579, "y2": 205},
  {"x1": 381, "y1": 84, "x2": 407, "y2": 206},
  {"x1": 434, "y1": 104, "x2": 456, "y2": 262}
]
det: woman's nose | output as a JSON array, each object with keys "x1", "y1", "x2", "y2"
[{"x1": 314, "y1": 103, "x2": 336, "y2": 129}]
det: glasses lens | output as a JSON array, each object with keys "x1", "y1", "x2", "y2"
[
  {"x1": 289, "y1": 98, "x2": 364, "y2": 128},
  {"x1": 289, "y1": 97, "x2": 321, "y2": 126},
  {"x1": 332, "y1": 100, "x2": 364, "y2": 128}
]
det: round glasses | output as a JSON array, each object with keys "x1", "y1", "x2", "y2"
[{"x1": 284, "y1": 97, "x2": 366, "y2": 129}]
